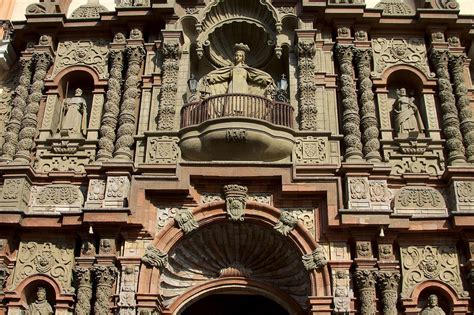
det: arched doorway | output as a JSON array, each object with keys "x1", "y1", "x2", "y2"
[{"x1": 181, "y1": 293, "x2": 288, "y2": 315}]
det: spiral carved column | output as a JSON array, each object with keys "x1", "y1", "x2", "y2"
[
  {"x1": 0, "y1": 57, "x2": 33, "y2": 161},
  {"x1": 377, "y1": 271, "x2": 400, "y2": 315},
  {"x1": 336, "y1": 44, "x2": 363, "y2": 161},
  {"x1": 429, "y1": 49, "x2": 465, "y2": 165},
  {"x1": 113, "y1": 46, "x2": 145, "y2": 160},
  {"x1": 355, "y1": 48, "x2": 381, "y2": 162},
  {"x1": 449, "y1": 54, "x2": 474, "y2": 162},
  {"x1": 92, "y1": 265, "x2": 118, "y2": 315},
  {"x1": 97, "y1": 50, "x2": 125, "y2": 161},
  {"x1": 15, "y1": 52, "x2": 53, "y2": 162},
  {"x1": 74, "y1": 267, "x2": 93, "y2": 315},
  {"x1": 354, "y1": 269, "x2": 377, "y2": 315}
]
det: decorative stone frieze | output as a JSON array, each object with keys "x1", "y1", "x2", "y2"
[
  {"x1": 297, "y1": 40, "x2": 317, "y2": 130},
  {"x1": 30, "y1": 184, "x2": 84, "y2": 212},
  {"x1": 354, "y1": 269, "x2": 377, "y2": 315},
  {"x1": 280, "y1": 208, "x2": 315, "y2": 237},
  {"x1": 141, "y1": 246, "x2": 168, "y2": 270},
  {"x1": 0, "y1": 63, "x2": 21, "y2": 153},
  {"x1": 174, "y1": 209, "x2": 199, "y2": 234},
  {"x1": 34, "y1": 145, "x2": 95, "y2": 174},
  {"x1": 372, "y1": 37, "x2": 431, "y2": 78},
  {"x1": 1, "y1": 58, "x2": 33, "y2": 161},
  {"x1": 98, "y1": 49, "x2": 125, "y2": 161},
  {"x1": 430, "y1": 49, "x2": 465, "y2": 164},
  {"x1": 332, "y1": 269, "x2": 351, "y2": 313},
  {"x1": 114, "y1": 45, "x2": 145, "y2": 160},
  {"x1": 302, "y1": 245, "x2": 328, "y2": 270},
  {"x1": 0, "y1": 177, "x2": 32, "y2": 211},
  {"x1": 400, "y1": 245, "x2": 468, "y2": 298},
  {"x1": 394, "y1": 186, "x2": 447, "y2": 217},
  {"x1": 387, "y1": 147, "x2": 445, "y2": 177},
  {"x1": 157, "y1": 42, "x2": 180, "y2": 130},
  {"x1": 118, "y1": 265, "x2": 139, "y2": 315},
  {"x1": 103, "y1": 176, "x2": 130, "y2": 208},
  {"x1": 335, "y1": 44, "x2": 363, "y2": 161},
  {"x1": 223, "y1": 184, "x2": 248, "y2": 221},
  {"x1": 145, "y1": 136, "x2": 179, "y2": 164},
  {"x1": 354, "y1": 48, "x2": 381, "y2": 162},
  {"x1": 294, "y1": 137, "x2": 327, "y2": 164},
  {"x1": 85, "y1": 179, "x2": 106, "y2": 208},
  {"x1": 377, "y1": 271, "x2": 400, "y2": 315},
  {"x1": 274, "y1": 211, "x2": 299, "y2": 236},
  {"x1": 452, "y1": 181, "x2": 474, "y2": 212},
  {"x1": 52, "y1": 40, "x2": 109, "y2": 79},
  {"x1": 375, "y1": 0, "x2": 414, "y2": 15},
  {"x1": 92, "y1": 265, "x2": 118, "y2": 315},
  {"x1": 11, "y1": 240, "x2": 75, "y2": 293},
  {"x1": 15, "y1": 52, "x2": 53, "y2": 162},
  {"x1": 449, "y1": 54, "x2": 474, "y2": 162},
  {"x1": 74, "y1": 267, "x2": 93, "y2": 315}
]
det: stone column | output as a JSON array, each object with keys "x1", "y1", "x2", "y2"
[
  {"x1": 354, "y1": 269, "x2": 377, "y2": 315},
  {"x1": 74, "y1": 267, "x2": 93, "y2": 315},
  {"x1": 92, "y1": 265, "x2": 118, "y2": 315},
  {"x1": 113, "y1": 45, "x2": 145, "y2": 160},
  {"x1": 0, "y1": 57, "x2": 33, "y2": 161},
  {"x1": 297, "y1": 40, "x2": 317, "y2": 130},
  {"x1": 15, "y1": 52, "x2": 53, "y2": 162},
  {"x1": 97, "y1": 50, "x2": 125, "y2": 161},
  {"x1": 429, "y1": 49, "x2": 465, "y2": 165},
  {"x1": 335, "y1": 44, "x2": 363, "y2": 161},
  {"x1": 354, "y1": 48, "x2": 381, "y2": 162},
  {"x1": 377, "y1": 271, "x2": 400, "y2": 315},
  {"x1": 449, "y1": 54, "x2": 474, "y2": 162},
  {"x1": 157, "y1": 42, "x2": 180, "y2": 130}
]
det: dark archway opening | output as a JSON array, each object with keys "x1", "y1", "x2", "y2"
[{"x1": 182, "y1": 293, "x2": 289, "y2": 315}]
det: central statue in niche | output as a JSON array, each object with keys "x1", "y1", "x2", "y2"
[{"x1": 203, "y1": 43, "x2": 275, "y2": 97}]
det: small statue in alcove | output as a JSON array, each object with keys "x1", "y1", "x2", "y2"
[
  {"x1": 420, "y1": 294, "x2": 445, "y2": 315},
  {"x1": 60, "y1": 88, "x2": 87, "y2": 137},
  {"x1": 26, "y1": 287, "x2": 53, "y2": 315},
  {"x1": 393, "y1": 88, "x2": 425, "y2": 136}
]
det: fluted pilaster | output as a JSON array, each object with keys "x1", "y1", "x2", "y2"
[
  {"x1": 430, "y1": 49, "x2": 465, "y2": 164},
  {"x1": 355, "y1": 48, "x2": 381, "y2": 162},
  {"x1": 92, "y1": 265, "x2": 118, "y2": 315},
  {"x1": 0, "y1": 57, "x2": 33, "y2": 161},
  {"x1": 336, "y1": 44, "x2": 363, "y2": 161},
  {"x1": 113, "y1": 46, "x2": 145, "y2": 160},
  {"x1": 157, "y1": 42, "x2": 180, "y2": 130},
  {"x1": 354, "y1": 269, "x2": 377, "y2": 315},
  {"x1": 449, "y1": 54, "x2": 474, "y2": 162},
  {"x1": 74, "y1": 267, "x2": 93, "y2": 315},
  {"x1": 297, "y1": 40, "x2": 317, "y2": 130},
  {"x1": 377, "y1": 271, "x2": 400, "y2": 315},
  {"x1": 97, "y1": 49, "x2": 125, "y2": 161}
]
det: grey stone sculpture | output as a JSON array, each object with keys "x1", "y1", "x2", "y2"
[
  {"x1": 27, "y1": 287, "x2": 53, "y2": 315},
  {"x1": 421, "y1": 294, "x2": 445, "y2": 315},
  {"x1": 393, "y1": 88, "x2": 424, "y2": 135},
  {"x1": 61, "y1": 88, "x2": 87, "y2": 137}
]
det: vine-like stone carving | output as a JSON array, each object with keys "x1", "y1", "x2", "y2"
[
  {"x1": 12, "y1": 240, "x2": 75, "y2": 293},
  {"x1": 354, "y1": 49, "x2": 381, "y2": 162},
  {"x1": 74, "y1": 267, "x2": 92, "y2": 315},
  {"x1": 449, "y1": 54, "x2": 474, "y2": 162},
  {"x1": 157, "y1": 43, "x2": 180, "y2": 130},
  {"x1": 114, "y1": 46, "x2": 145, "y2": 160},
  {"x1": 281, "y1": 208, "x2": 315, "y2": 237},
  {"x1": 52, "y1": 41, "x2": 109, "y2": 79},
  {"x1": 97, "y1": 50, "x2": 125, "y2": 160},
  {"x1": 223, "y1": 184, "x2": 248, "y2": 221},
  {"x1": 174, "y1": 209, "x2": 199, "y2": 234},
  {"x1": 31, "y1": 184, "x2": 84, "y2": 212},
  {"x1": 430, "y1": 49, "x2": 465, "y2": 164},
  {"x1": 16, "y1": 52, "x2": 53, "y2": 162},
  {"x1": 394, "y1": 186, "x2": 446, "y2": 216},
  {"x1": 1, "y1": 58, "x2": 33, "y2": 161},
  {"x1": 336, "y1": 44, "x2": 363, "y2": 160},
  {"x1": 274, "y1": 211, "x2": 299, "y2": 236},
  {"x1": 302, "y1": 245, "x2": 328, "y2": 270},
  {"x1": 377, "y1": 271, "x2": 400, "y2": 315},
  {"x1": 400, "y1": 245, "x2": 468, "y2": 298},
  {"x1": 141, "y1": 246, "x2": 168, "y2": 270},
  {"x1": 354, "y1": 269, "x2": 377, "y2": 315},
  {"x1": 92, "y1": 265, "x2": 118, "y2": 315},
  {"x1": 297, "y1": 40, "x2": 317, "y2": 130}
]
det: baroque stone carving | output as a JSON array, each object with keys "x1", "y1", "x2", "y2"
[
  {"x1": 0, "y1": 265, "x2": 10, "y2": 294},
  {"x1": 97, "y1": 50, "x2": 125, "y2": 160},
  {"x1": 372, "y1": 37, "x2": 431, "y2": 78},
  {"x1": 356, "y1": 241, "x2": 372, "y2": 258},
  {"x1": 104, "y1": 176, "x2": 130, "y2": 207},
  {"x1": 354, "y1": 269, "x2": 377, "y2": 315},
  {"x1": 393, "y1": 88, "x2": 425, "y2": 135},
  {"x1": 377, "y1": 271, "x2": 400, "y2": 315},
  {"x1": 141, "y1": 246, "x2": 168, "y2": 270},
  {"x1": 114, "y1": 45, "x2": 145, "y2": 160},
  {"x1": 118, "y1": 265, "x2": 139, "y2": 315},
  {"x1": 434, "y1": 0, "x2": 459, "y2": 9},
  {"x1": 332, "y1": 269, "x2": 351, "y2": 313},
  {"x1": 174, "y1": 209, "x2": 199, "y2": 234},
  {"x1": 30, "y1": 184, "x2": 84, "y2": 212},
  {"x1": 86, "y1": 179, "x2": 106, "y2": 207},
  {"x1": 375, "y1": 0, "x2": 414, "y2": 15},
  {"x1": 400, "y1": 245, "x2": 468, "y2": 298},
  {"x1": 92, "y1": 265, "x2": 118, "y2": 315},
  {"x1": 421, "y1": 294, "x2": 446, "y2": 315},
  {"x1": 394, "y1": 186, "x2": 447, "y2": 216},
  {"x1": 59, "y1": 88, "x2": 87, "y2": 137},
  {"x1": 430, "y1": 49, "x2": 465, "y2": 164},
  {"x1": 0, "y1": 177, "x2": 31, "y2": 211},
  {"x1": 302, "y1": 245, "x2": 328, "y2": 270},
  {"x1": 297, "y1": 40, "x2": 317, "y2": 130},
  {"x1": 156, "y1": 207, "x2": 179, "y2": 233},
  {"x1": 274, "y1": 211, "x2": 299, "y2": 236},
  {"x1": 336, "y1": 44, "x2": 363, "y2": 160},
  {"x1": 27, "y1": 287, "x2": 53, "y2": 315},
  {"x1": 74, "y1": 267, "x2": 92, "y2": 315},
  {"x1": 12, "y1": 240, "x2": 74, "y2": 293},
  {"x1": 71, "y1": 1, "x2": 108, "y2": 19},
  {"x1": 453, "y1": 181, "x2": 474, "y2": 211},
  {"x1": 294, "y1": 137, "x2": 327, "y2": 164},
  {"x1": 146, "y1": 136, "x2": 179, "y2": 164},
  {"x1": 117, "y1": 0, "x2": 150, "y2": 7},
  {"x1": 34, "y1": 145, "x2": 95, "y2": 174},
  {"x1": 157, "y1": 43, "x2": 180, "y2": 130},
  {"x1": 223, "y1": 184, "x2": 248, "y2": 221},
  {"x1": 379, "y1": 244, "x2": 395, "y2": 260}
]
